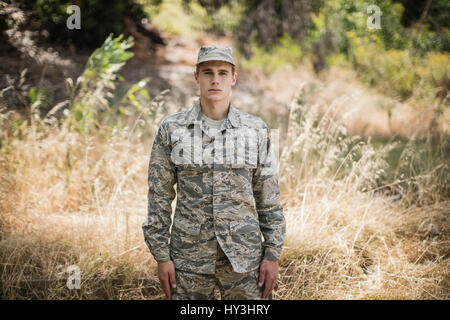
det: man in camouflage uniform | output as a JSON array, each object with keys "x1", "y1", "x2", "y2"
[{"x1": 142, "y1": 45, "x2": 286, "y2": 300}]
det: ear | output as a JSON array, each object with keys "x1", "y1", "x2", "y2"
[
  {"x1": 194, "y1": 71, "x2": 199, "y2": 84},
  {"x1": 231, "y1": 71, "x2": 238, "y2": 86}
]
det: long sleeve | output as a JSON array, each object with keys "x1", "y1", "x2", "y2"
[
  {"x1": 252, "y1": 125, "x2": 286, "y2": 261},
  {"x1": 142, "y1": 121, "x2": 177, "y2": 262}
]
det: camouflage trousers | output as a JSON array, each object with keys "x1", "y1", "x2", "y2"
[{"x1": 171, "y1": 243, "x2": 266, "y2": 300}]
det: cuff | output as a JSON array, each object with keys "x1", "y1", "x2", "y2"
[
  {"x1": 152, "y1": 248, "x2": 171, "y2": 263},
  {"x1": 263, "y1": 246, "x2": 281, "y2": 261},
  {"x1": 155, "y1": 256, "x2": 171, "y2": 263}
]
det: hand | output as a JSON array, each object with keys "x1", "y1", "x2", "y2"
[
  {"x1": 258, "y1": 259, "x2": 279, "y2": 299},
  {"x1": 157, "y1": 260, "x2": 176, "y2": 300}
]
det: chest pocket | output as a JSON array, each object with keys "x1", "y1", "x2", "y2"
[
  {"x1": 174, "y1": 164, "x2": 203, "y2": 198},
  {"x1": 172, "y1": 214, "x2": 203, "y2": 237},
  {"x1": 170, "y1": 214, "x2": 205, "y2": 252},
  {"x1": 224, "y1": 128, "x2": 258, "y2": 168},
  {"x1": 170, "y1": 133, "x2": 195, "y2": 166}
]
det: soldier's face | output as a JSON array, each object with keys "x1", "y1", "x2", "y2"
[{"x1": 194, "y1": 61, "x2": 237, "y2": 102}]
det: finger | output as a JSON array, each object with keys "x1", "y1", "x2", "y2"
[
  {"x1": 262, "y1": 278, "x2": 273, "y2": 299},
  {"x1": 258, "y1": 268, "x2": 266, "y2": 287},
  {"x1": 160, "y1": 275, "x2": 171, "y2": 300},
  {"x1": 169, "y1": 269, "x2": 177, "y2": 289},
  {"x1": 270, "y1": 278, "x2": 277, "y2": 295},
  {"x1": 166, "y1": 287, "x2": 172, "y2": 300}
]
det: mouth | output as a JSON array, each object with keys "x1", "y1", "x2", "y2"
[{"x1": 209, "y1": 89, "x2": 222, "y2": 92}]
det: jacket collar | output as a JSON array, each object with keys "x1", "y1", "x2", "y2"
[{"x1": 186, "y1": 98, "x2": 240, "y2": 129}]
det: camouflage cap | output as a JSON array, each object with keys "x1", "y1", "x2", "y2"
[{"x1": 197, "y1": 45, "x2": 235, "y2": 66}]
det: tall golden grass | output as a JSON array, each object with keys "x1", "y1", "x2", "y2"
[
  {"x1": 1, "y1": 77, "x2": 448, "y2": 299},
  {"x1": 1, "y1": 32, "x2": 449, "y2": 299},
  {"x1": 277, "y1": 86, "x2": 449, "y2": 299}
]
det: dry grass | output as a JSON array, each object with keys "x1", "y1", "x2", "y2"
[
  {"x1": 277, "y1": 193, "x2": 449, "y2": 299},
  {"x1": 0, "y1": 81, "x2": 449, "y2": 299},
  {"x1": 273, "y1": 83, "x2": 449, "y2": 299},
  {"x1": 0, "y1": 120, "x2": 161, "y2": 299}
]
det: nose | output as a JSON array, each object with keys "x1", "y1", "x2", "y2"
[{"x1": 211, "y1": 74, "x2": 220, "y2": 85}]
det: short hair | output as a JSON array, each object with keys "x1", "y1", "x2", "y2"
[{"x1": 196, "y1": 63, "x2": 235, "y2": 76}]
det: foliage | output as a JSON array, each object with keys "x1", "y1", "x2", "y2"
[
  {"x1": 347, "y1": 31, "x2": 450, "y2": 103},
  {"x1": 233, "y1": 0, "x2": 321, "y2": 58},
  {"x1": 237, "y1": 33, "x2": 302, "y2": 74},
  {"x1": 32, "y1": 0, "x2": 151, "y2": 48},
  {"x1": 140, "y1": 0, "x2": 242, "y2": 37},
  {"x1": 141, "y1": 0, "x2": 206, "y2": 36},
  {"x1": 194, "y1": 0, "x2": 243, "y2": 35},
  {"x1": 182, "y1": 0, "x2": 449, "y2": 110},
  {"x1": 393, "y1": 0, "x2": 450, "y2": 30},
  {"x1": 65, "y1": 34, "x2": 135, "y2": 133},
  {"x1": 307, "y1": 0, "x2": 407, "y2": 55},
  {"x1": 418, "y1": 52, "x2": 450, "y2": 100}
]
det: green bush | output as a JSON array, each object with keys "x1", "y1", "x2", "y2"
[
  {"x1": 65, "y1": 34, "x2": 135, "y2": 133},
  {"x1": 418, "y1": 52, "x2": 450, "y2": 100},
  {"x1": 347, "y1": 31, "x2": 450, "y2": 102},
  {"x1": 32, "y1": 0, "x2": 148, "y2": 49},
  {"x1": 237, "y1": 33, "x2": 303, "y2": 74}
]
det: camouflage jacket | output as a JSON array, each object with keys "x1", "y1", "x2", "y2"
[{"x1": 142, "y1": 98, "x2": 286, "y2": 274}]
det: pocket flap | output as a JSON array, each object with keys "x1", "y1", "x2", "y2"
[{"x1": 172, "y1": 215, "x2": 203, "y2": 236}]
